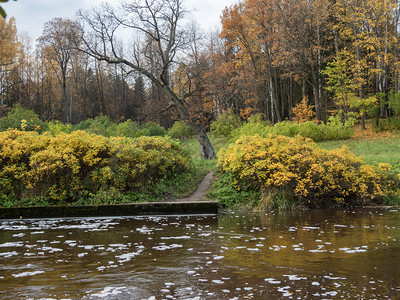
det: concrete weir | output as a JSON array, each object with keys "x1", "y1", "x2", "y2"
[{"x1": 0, "y1": 201, "x2": 219, "y2": 219}]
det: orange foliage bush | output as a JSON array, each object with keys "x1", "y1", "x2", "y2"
[{"x1": 292, "y1": 96, "x2": 317, "y2": 123}]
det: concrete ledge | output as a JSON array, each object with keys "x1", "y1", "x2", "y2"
[{"x1": 0, "y1": 201, "x2": 219, "y2": 219}]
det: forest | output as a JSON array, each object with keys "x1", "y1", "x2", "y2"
[{"x1": 1, "y1": 0, "x2": 400, "y2": 135}]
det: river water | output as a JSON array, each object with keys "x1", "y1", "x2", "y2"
[{"x1": 0, "y1": 208, "x2": 399, "y2": 299}]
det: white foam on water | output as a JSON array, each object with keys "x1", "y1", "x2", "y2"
[
  {"x1": 160, "y1": 236, "x2": 191, "y2": 240},
  {"x1": 339, "y1": 247, "x2": 367, "y2": 253},
  {"x1": 12, "y1": 270, "x2": 45, "y2": 278},
  {"x1": 283, "y1": 275, "x2": 307, "y2": 281},
  {"x1": 153, "y1": 244, "x2": 183, "y2": 251},
  {"x1": 109, "y1": 244, "x2": 128, "y2": 248},
  {"x1": 115, "y1": 250, "x2": 143, "y2": 263},
  {"x1": 41, "y1": 247, "x2": 63, "y2": 253},
  {"x1": 303, "y1": 226, "x2": 320, "y2": 230},
  {"x1": 0, "y1": 251, "x2": 18, "y2": 258},
  {"x1": 213, "y1": 255, "x2": 224, "y2": 260},
  {"x1": 321, "y1": 291, "x2": 338, "y2": 297},
  {"x1": 264, "y1": 278, "x2": 281, "y2": 284},
  {"x1": 78, "y1": 245, "x2": 96, "y2": 250},
  {"x1": 324, "y1": 275, "x2": 346, "y2": 280},
  {"x1": 136, "y1": 226, "x2": 153, "y2": 235},
  {"x1": 212, "y1": 280, "x2": 224, "y2": 284},
  {"x1": 198, "y1": 233, "x2": 212, "y2": 237},
  {"x1": 90, "y1": 286, "x2": 124, "y2": 298},
  {"x1": 12, "y1": 233, "x2": 25, "y2": 237},
  {"x1": 277, "y1": 286, "x2": 292, "y2": 297},
  {"x1": 0, "y1": 242, "x2": 24, "y2": 247}
]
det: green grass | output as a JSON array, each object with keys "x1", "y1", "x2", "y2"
[
  {"x1": 187, "y1": 132, "x2": 400, "y2": 208},
  {"x1": 116, "y1": 159, "x2": 218, "y2": 203},
  {"x1": 317, "y1": 137, "x2": 400, "y2": 173},
  {"x1": 181, "y1": 135, "x2": 229, "y2": 160}
]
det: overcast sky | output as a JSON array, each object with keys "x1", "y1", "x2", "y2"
[{"x1": 4, "y1": 0, "x2": 236, "y2": 43}]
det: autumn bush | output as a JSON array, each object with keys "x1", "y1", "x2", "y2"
[
  {"x1": 210, "y1": 109, "x2": 242, "y2": 137},
  {"x1": 292, "y1": 96, "x2": 317, "y2": 123},
  {"x1": 0, "y1": 104, "x2": 46, "y2": 133},
  {"x1": 137, "y1": 122, "x2": 167, "y2": 137},
  {"x1": 72, "y1": 116, "x2": 117, "y2": 136},
  {"x1": 71, "y1": 117, "x2": 166, "y2": 138},
  {"x1": 47, "y1": 120, "x2": 73, "y2": 135},
  {"x1": 230, "y1": 118, "x2": 353, "y2": 142},
  {"x1": 0, "y1": 130, "x2": 190, "y2": 206},
  {"x1": 218, "y1": 134, "x2": 396, "y2": 208},
  {"x1": 168, "y1": 120, "x2": 194, "y2": 139},
  {"x1": 114, "y1": 119, "x2": 140, "y2": 138}
]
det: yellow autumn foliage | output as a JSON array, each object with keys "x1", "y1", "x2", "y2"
[
  {"x1": 218, "y1": 135, "x2": 392, "y2": 206},
  {"x1": 0, "y1": 130, "x2": 190, "y2": 202}
]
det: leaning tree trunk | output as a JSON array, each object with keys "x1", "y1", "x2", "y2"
[
  {"x1": 171, "y1": 94, "x2": 216, "y2": 159},
  {"x1": 190, "y1": 123, "x2": 216, "y2": 159}
]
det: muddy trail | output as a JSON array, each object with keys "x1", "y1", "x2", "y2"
[{"x1": 175, "y1": 172, "x2": 214, "y2": 202}]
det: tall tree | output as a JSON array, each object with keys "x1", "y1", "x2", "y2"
[
  {"x1": 78, "y1": 0, "x2": 216, "y2": 159},
  {"x1": 0, "y1": 16, "x2": 19, "y2": 111},
  {"x1": 38, "y1": 18, "x2": 81, "y2": 123}
]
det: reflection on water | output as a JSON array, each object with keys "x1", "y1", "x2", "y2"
[{"x1": 0, "y1": 208, "x2": 399, "y2": 299}]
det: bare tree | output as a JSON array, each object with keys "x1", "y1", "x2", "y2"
[
  {"x1": 77, "y1": 0, "x2": 216, "y2": 159},
  {"x1": 38, "y1": 18, "x2": 82, "y2": 123}
]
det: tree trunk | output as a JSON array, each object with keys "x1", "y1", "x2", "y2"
[
  {"x1": 194, "y1": 124, "x2": 216, "y2": 159},
  {"x1": 96, "y1": 62, "x2": 106, "y2": 116},
  {"x1": 288, "y1": 77, "x2": 293, "y2": 120},
  {"x1": 166, "y1": 87, "x2": 216, "y2": 159},
  {"x1": 62, "y1": 69, "x2": 70, "y2": 123},
  {"x1": 302, "y1": 77, "x2": 307, "y2": 99},
  {"x1": 361, "y1": 114, "x2": 366, "y2": 130},
  {"x1": 311, "y1": 66, "x2": 322, "y2": 121}
]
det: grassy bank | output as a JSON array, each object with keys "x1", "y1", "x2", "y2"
[
  {"x1": 198, "y1": 125, "x2": 400, "y2": 210},
  {"x1": 317, "y1": 126, "x2": 400, "y2": 172},
  {"x1": 2, "y1": 121, "x2": 400, "y2": 209}
]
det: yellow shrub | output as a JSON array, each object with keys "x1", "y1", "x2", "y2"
[
  {"x1": 218, "y1": 135, "x2": 390, "y2": 206},
  {"x1": 0, "y1": 130, "x2": 190, "y2": 203},
  {"x1": 111, "y1": 136, "x2": 190, "y2": 190}
]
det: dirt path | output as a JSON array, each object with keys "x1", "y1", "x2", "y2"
[{"x1": 175, "y1": 172, "x2": 214, "y2": 202}]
